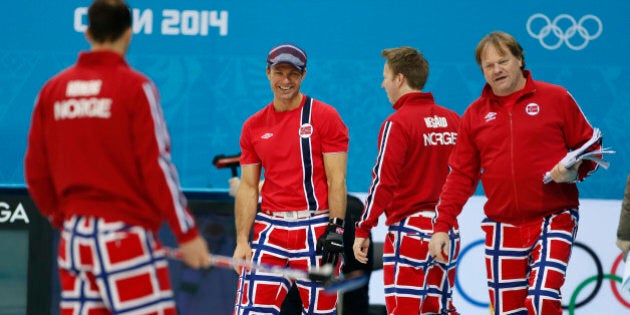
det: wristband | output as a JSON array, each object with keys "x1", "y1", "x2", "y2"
[{"x1": 329, "y1": 217, "x2": 344, "y2": 226}]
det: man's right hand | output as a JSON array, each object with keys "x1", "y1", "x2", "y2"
[
  {"x1": 178, "y1": 235, "x2": 211, "y2": 269},
  {"x1": 428, "y1": 232, "x2": 450, "y2": 263},
  {"x1": 233, "y1": 242, "x2": 252, "y2": 274},
  {"x1": 353, "y1": 237, "x2": 370, "y2": 264}
]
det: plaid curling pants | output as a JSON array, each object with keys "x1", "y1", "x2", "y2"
[
  {"x1": 58, "y1": 215, "x2": 176, "y2": 315},
  {"x1": 233, "y1": 211, "x2": 339, "y2": 315},
  {"x1": 481, "y1": 209, "x2": 579, "y2": 315},
  {"x1": 384, "y1": 213, "x2": 460, "y2": 315}
]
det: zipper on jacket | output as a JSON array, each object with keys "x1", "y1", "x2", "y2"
[{"x1": 509, "y1": 112, "x2": 520, "y2": 213}]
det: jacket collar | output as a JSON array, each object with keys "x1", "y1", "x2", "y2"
[
  {"x1": 77, "y1": 50, "x2": 128, "y2": 67},
  {"x1": 392, "y1": 92, "x2": 435, "y2": 110}
]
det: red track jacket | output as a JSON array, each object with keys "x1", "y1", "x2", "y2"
[
  {"x1": 356, "y1": 92, "x2": 460, "y2": 238},
  {"x1": 24, "y1": 51, "x2": 198, "y2": 243},
  {"x1": 434, "y1": 71, "x2": 599, "y2": 233}
]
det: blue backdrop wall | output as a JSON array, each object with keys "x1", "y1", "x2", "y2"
[{"x1": 0, "y1": 0, "x2": 628, "y2": 198}]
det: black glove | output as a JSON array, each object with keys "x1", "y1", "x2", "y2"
[{"x1": 316, "y1": 218, "x2": 345, "y2": 266}]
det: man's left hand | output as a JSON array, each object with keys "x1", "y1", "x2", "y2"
[
  {"x1": 316, "y1": 221, "x2": 344, "y2": 266},
  {"x1": 550, "y1": 161, "x2": 582, "y2": 183},
  {"x1": 616, "y1": 238, "x2": 630, "y2": 262}
]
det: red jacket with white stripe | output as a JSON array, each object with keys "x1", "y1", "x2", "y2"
[
  {"x1": 25, "y1": 51, "x2": 199, "y2": 243},
  {"x1": 355, "y1": 92, "x2": 460, "y2": 238},
  {"x1": 434, "y1": 71, "x2": 599, "y2": 233}
]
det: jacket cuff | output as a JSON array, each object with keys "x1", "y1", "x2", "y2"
[
  {"x1": 433, "y1": 221, "x2": 452, "y2": 233},
  {"x1": 176, "y1": 226, "x2": 200, "y2": 244},
  {"x1": 355, "y1": 227, "x2": 371, "y2": 239}
]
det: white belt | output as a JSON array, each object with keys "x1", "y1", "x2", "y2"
[
  {"x1": 262, "y1": 209, "x2": 329, "y2": 220},
  {"x1": 416, "y1": 210, "x2": 436, "y2": 219}
]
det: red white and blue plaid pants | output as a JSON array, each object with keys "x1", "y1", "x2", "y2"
[
  {"x1": 58, "y1": 215, "x2": 176, "y2": 315},
  {"x1": 384, "y1": 213, "x2": 460, "y2": 315},
  {"x1": 233, "y1": 211, "x2": 339, "y2": 315},
  {"x1": 481, "y1": 208, "x2": 579, "y2": 315}
]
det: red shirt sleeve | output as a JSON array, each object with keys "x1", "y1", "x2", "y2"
[
  {"x1": 131, "y1": 81, "x2": 198, "y2": 243},
  {"x1": 319, "y1": 105, "x2": 349, "y2": 154},
  {"x1": 563, "y1": 92, "x2": 600, "y2": 180},
  {"x1": 355, "y1": 120, "x2": 406, "y2": 238},
  {"x1": 434, "y1": 110, "x2": 480, "y2": 233},
  {"x1": 25, "y1": 91, "x2": 64, "y2": 228}
]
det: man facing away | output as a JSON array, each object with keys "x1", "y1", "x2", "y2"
[
  {"x1": 353, "y1": 46, "x2": 461, "y2": 315},
  {"x1": 24, "y1": 0, "x2": 211, "y2": 313}
]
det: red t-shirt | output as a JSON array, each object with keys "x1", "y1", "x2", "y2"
[{"x1": 240, "y1": 95, "x2": 349, "y2": 211}]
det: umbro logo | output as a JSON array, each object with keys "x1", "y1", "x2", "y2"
[
  {"x1": 261, "y1": 133, "x2": 273, "y2": 139},
  {"x1": 484, "y1": 112, "x2": 497, "y2": 122}
]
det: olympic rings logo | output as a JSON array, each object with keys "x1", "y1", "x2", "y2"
[
  {"x1": 455, "y1": 239, "x2": 630, "y2": 312},
  {"x1": 526, "y1": 13, "x2": 603, "y2": 50}
]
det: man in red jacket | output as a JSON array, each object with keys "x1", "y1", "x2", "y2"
[
  {"x1": 353, "y1": 46, "x2": 461, "y2": 315},
  {"x1": 24, "y1": 1, "x2": 210, "y2": 313},
  {"x1": 429, "y1": 31, "x2": 600, "y2": 315}
]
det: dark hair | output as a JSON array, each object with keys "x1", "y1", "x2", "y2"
[
  {"x1": 475, "y1": 31, "x2": 526, "y2": 70},
  {"x1": 381, "y1": 46, "x2": 429, "y2": 90},
  {"x1": 88, "y1": 0, "x2": 132, "y2": 43}
]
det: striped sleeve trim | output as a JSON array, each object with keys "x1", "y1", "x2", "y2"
[{"x1": 142, "y1": 82, "x2": 195, "y2": 233}]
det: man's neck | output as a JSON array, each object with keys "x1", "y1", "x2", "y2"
[
  {"x1": 273, "y1": 93, "x2": 303, "y2": 112},
  {"x1": 91, "y1": 44, "x2": 125, "y2": 56}
]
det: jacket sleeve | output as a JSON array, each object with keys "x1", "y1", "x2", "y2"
[
  {"x1": 24, "y1": 92, "x2": 63, "y2": 228},
  {"x1": 434, "y1": 111, "x2": 480, "y2": 233},
  {"x1": 563, "y1": 92, "x2": 600, "y2": 180},
  {"x1": 132, "y1": 81, "x2": 199, "y2": 243},
  {"x1": 355, "y1": 120, "x2": 406, "y2": 238}
]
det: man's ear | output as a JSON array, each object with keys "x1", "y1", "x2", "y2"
[
  {"x1": 396, "y1": 73, "x2": 405, "y2": 87},
  {"x1": 85, "y1": 29, "x2": 93, "y2": 44},
  {"x1": 120, "y1": 28, "x2": 133, "y2": 53},
  {"x1": 123, "y1": 27, "x2": 132, "y2": 42}
]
